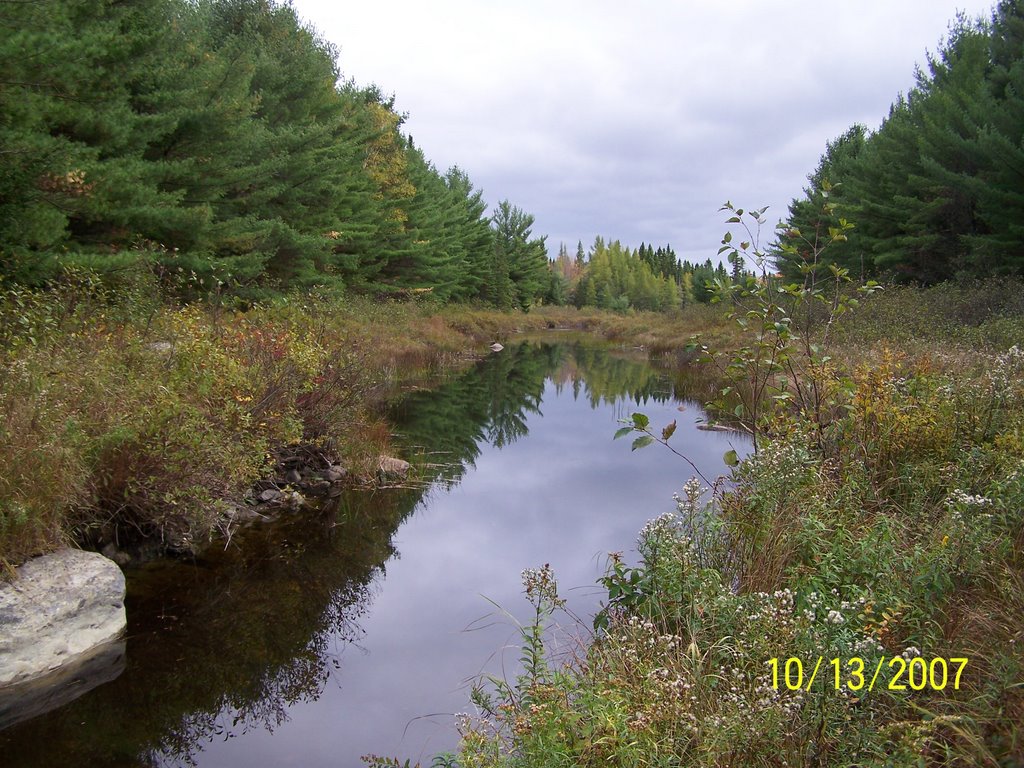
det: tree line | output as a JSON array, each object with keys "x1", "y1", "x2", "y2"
[
  {"x1": 777, "y1": 0, "x2": 1024, "y2": 283},
  {"x1": 545, "y1": 238, "x2": 749, "y2": 311},
  {"x1": 0, "y1": 0, "x2": 548, "y2": 305}
]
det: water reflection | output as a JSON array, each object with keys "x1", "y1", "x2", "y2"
[
  {"x1": 0, "y1": 340, "x2": 748, "y2": 767},
  {"x1": 1, "y1": 490, "x2": 409, "y2": 766},
  {"x1": 393, "y1": 340, "x2": 688, "y2": 487}
]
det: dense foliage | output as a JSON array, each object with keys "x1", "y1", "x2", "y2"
[
  {"x1": 547, "y1": 238, "x2": 746, "y2": 312},
  {"x1": 0, "y1": 0, "x2": 540, "y2": 303},
  {"x1": 778, "y1": 0, "x2": 1024, "y2": 283}
]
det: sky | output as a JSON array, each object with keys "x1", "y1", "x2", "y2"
[{"x1": 289, "y1": 0, "x2": 996, "y2": 264}]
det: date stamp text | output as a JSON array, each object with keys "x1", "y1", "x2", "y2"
[{"x1": 767, "y1": 656, "x2": 968, "y2": 692}]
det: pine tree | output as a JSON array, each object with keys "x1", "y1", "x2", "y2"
[
  {"x1": 965, "y1": 0, "x2": 1024, "y2": 274},
  {"x1": 489, "y1": 200, "x2": 547, "y2": 310},
  {"x1": 444, "y1": 166, "x2": 493, "y2": 300},
  {"x1": 775, "y1": 125, "x2": 867, "y2": 279}
]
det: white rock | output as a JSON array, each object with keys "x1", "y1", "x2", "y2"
[
  {"x1": 0, "y1": 549, "x2": 126, "y2": 688},
  {"x1": 378, "y1": 456, "x2": 411, "y2": 480},
  {"x1": 489, "y1": 342, "x2": 504, "y2": 352},
  {"x1": 0, "y1": 638, "x2": 125, "y2": 730}
]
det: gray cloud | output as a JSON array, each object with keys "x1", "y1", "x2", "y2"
[{"x1": 296, "y1": 0, "x2": 994, "y2": 263}]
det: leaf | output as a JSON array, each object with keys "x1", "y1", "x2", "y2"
[
  {"x1": 661, "y1": 420, "x2": 677, "y2": 441},
  {"x1": 631, "y1": 412, "x2": 649, "y2": 430},
  {"x1": 723, "y1": 449, "x2": 739, "y2": 467},
  {"x1": 631, "y1": 436, "x2": 654, "y2": 451},
  {"x1": 734, "y1": 404, "x2": 745, "y2": 418},
  {"x1": 614, "y1": 426, "x2": 633, "y2": 440}
]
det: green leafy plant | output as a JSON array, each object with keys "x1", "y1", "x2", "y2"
[
  {"x1": 620, "y1": 196, "x2": 877, "y2": 462},
  {"x1": 701, "y1": 198, "x2": 877, "y2": 453}
]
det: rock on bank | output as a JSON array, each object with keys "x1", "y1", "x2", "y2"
[{"x1": 0, "y1": 549, "x2": 126, "y2": 688}]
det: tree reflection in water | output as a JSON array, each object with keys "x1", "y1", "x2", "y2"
[
  {"x1": 0, "y1": 340, "x2": 692, "y2": 767},
  {"x1": 392, "y1": 340, "x2": 681, "y2": 487}
]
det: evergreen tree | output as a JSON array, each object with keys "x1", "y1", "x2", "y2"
[
  {"x1": 0, "y1": 0, "x2": 552, "y2": 301},
  {"x1": 489, "y1": 200, "x2": 547, "y2": 310},
  {"x1": 774, "y1": 125, "x2": 867, "y2": 279},
  {"x1": 0, "y1": 0, "x2": 193, "y2": 282},
  {"x1": 443, "y1": 166, "x2": 493, "y2": 300},
  {"x1": 964, "y1": 0, "x2": 1024, "y2": 274},
  {"x1": 778, "y1": 7, "x2": 1024, "y2": 283}
]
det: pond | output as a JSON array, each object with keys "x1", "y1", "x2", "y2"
[{"x1": 1, "y1": 338, "x2": 750, "y2": 767}]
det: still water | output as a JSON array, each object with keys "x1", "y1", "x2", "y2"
[{"x1": 2, "y1": 339, "x2": 749, "y2": 767}]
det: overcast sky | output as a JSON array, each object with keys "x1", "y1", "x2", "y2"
[{"x1": 290, "y1": 0, "x2": 995, "y2": 264}]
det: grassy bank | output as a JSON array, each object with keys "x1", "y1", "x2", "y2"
[
  {"x1": 0, "y1": 281, "x2": 550, "y2": 570},
  {"x1": 453, "y1": 282, "x2": 1024, "y2": 768},
  {"x1": 3, "y1": 276, "x2": 1020, "y2": 574},
  {"x1": 0, "y1": 272, "x2": 741, "y2": 572}
]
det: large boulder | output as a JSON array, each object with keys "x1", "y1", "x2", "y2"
[
  {"x1": 0, "y1": 549, "x2": 126, "y2": 689},
  {"x1": 0, "y1": 637, "x2": 125, "y2": 731}
]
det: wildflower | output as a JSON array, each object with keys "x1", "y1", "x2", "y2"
[
  {"x1": 946, "y1": 489, "x2": 992, "y2": 508},
  {"x1": 522, "y1": 564, "x2": 563, "y2": 607}
]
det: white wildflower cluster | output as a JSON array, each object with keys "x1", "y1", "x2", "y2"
[
  {"x1": 800, "y1": 590, "x2": 826, "y2": 623},
  {"x1": 616, "y1": 616, "x2": 681, "y2": 649},
  {"x1": 645, "y1": 664, "x2": 694, "y2": 703},
  {"x1": 677, "y1": 477, "x2": 706, "y2": 515},
  {"x1": 739, "y1": 589, "x2": 882, "y2": 660},
  {"x1": 744, "y1": 588, "x2": 798, "y2": 630},
  {"x1": 901, "y1": 646, "x2": 921, "y2": 660},
  {"x1": 606, "y1": 615, "x2": 695, "y2": 727},
  {"x1": 946, "y1": 489, "x2": 993, "y2": 508},
  {"x1": 455, "y1": 712, "x2": 474, "y2": 733},
  {"x1": 640, "y1": 477, "x2": 711, "y2": 550},
  {"x1": 521, "y1": 564, "x2": 561, "y2": 606},
  {"x1": 712, "y1": 664, "x2": 804, "y2": 727},
  {"x1": 793, "y1": 591, "x2": 888, "y2": 659},
  {"x1": 638, "y1": 505, "x2": 694, "y2": 567},
  {"x1": 987, "y1": 345, "x2": 1024, "y2": 395},
  {"x1": 811, "y1": 592, "x2": 866, "y2": 624},
  {"x1": 740, "y1": 436, "x2": 812, "y2": 491},
  {"x1": 852, "y1": 635, "x2": 886, "y2": 655},
  {"x1": 638, "y1": 512, "x2": 681, "y2": 545}
]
